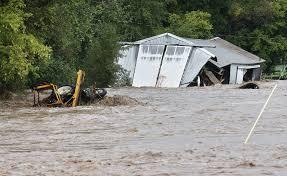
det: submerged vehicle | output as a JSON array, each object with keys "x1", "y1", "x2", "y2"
[{"x1": 31, "y1": 70, "x2": 107, "y2": 107}]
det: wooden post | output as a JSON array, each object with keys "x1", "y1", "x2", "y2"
[
  {"x1": 72, "y1": 70, "x2": 85, "y2": 107},
  {"x1": 33, "y1": 91, "x2": 36, "y2": 106}
]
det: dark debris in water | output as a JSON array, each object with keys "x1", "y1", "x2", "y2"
[
  {"x1": 238, "y1": 161, "x2": 256, "y2": 167},
  {"x1": 96, "y1": 95, "x2": 142, "y2": 106},
  {"x1": 239, "y1": 82, "x2": 260, "y2": 89}
]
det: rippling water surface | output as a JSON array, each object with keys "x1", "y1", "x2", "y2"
[{"x1": 0, "y1": 81, "x2": 287, "y2": 176}]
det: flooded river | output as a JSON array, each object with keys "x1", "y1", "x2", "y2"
[{"x1": 0, "y1": 81, "x2": 287, "y2": 176}]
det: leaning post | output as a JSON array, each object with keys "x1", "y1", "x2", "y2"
[{"x1": 72, "y1": 70, "x2": 85, "y2": 107}]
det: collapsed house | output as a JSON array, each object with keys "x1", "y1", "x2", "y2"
[{"x1": 118, "y1": 33, "x2": 265, "y2": 88}]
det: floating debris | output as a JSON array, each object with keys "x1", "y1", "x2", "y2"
[
  {"x1": 96, "y1": 95, "x2": 141, "y2": 106},
  {"x1": 239, "y1": 82, "x2": 260, "y2": 89}
]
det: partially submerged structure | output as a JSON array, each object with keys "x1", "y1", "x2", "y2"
[{"x1": 118, "y1": 33, "x2": 265, "y2": 87}]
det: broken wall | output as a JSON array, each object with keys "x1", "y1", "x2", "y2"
[{"x1": 180, "y1": 48, "x2": 214, "y2": 87}]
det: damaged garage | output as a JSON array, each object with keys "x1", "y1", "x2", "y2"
[{"x1": 118, "y1": 33, "x2": 265, "y2": 88}]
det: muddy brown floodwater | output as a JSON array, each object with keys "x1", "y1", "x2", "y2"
[{"x1": 0, "y1": 81, "x2": 287, "y2": 176}]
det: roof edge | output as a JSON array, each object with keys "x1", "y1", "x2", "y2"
[{"x1": 210, "y1": 37, "x2": 264, "y2": 62}]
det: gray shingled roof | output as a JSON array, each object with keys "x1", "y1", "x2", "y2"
[
  {"x1": 186, "y1": 37, "x2": 265, "y2": 68},
  {"x1": 121, "y1": 33, "x2": 265, "y2": 68}
]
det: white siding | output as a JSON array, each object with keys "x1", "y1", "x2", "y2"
[
  {"x1": 180, "y1": 48, "x2": 213, "y2": 87},
  {"x1": 229, "y1": 64, "x2": 238, "y2": 84},
  {"x1": 136, "y1": 33, "x2": 191, "y2": 46},
  {"x1": 132, "y1": 45, "x2": 165, "y2": 87},
  {"x1": 118, "y1": 46, "x2": 139, "y2": 79},
  {"x1": 141, "y1": 35, "x2": 189, "y2": 45},
  {"x1": 157, "y1": 46, "x2": 192, "y2": 87},
  {"x1": 230, "y1": 64, "x2": 261, "y2": 84},
  {"x1": 236, "y1": 68, "x2": 244, "y2": 84}
]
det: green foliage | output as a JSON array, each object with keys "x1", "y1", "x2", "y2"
[
  {"x1": 175, "y1": 0, "x2": 232, "y2": 34},
  {"x1": 113, "y1": 67, "x2": 132, "y2": 87},
  {"x1": 85, "y1": 23, "x2": 120, "y2": 87},
  {"x1": 118, "y1": 0, "x2": 167, "y2": 41},
  {"x1": 24, "y1": 0, "x2": 94, "y2": 84},
  {"x1": 0, "y1": 0, "x2": 51, "y2": 91},
  {"x1": 226, "y1": 0, "x2": 287, "y2": 72},
  {"x1": 26, "y1": 0, "x2": 94, "y2": 47},
  {"x1": 28, "y1": 57, "x2": 77, "y2": 86},
  {"x1": 167, "y1": 11, "x2": 213, "y2": 38},
  {"x1": 1, "y1": 0, "x2": 287, "y2": 94}
]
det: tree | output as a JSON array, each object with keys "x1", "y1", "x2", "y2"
[
  {"x1": 25, "y1": 0, "x2": 122, "y2": 87},
  {"x1": 226, "y1": 0, "x2": 287, "y2": 72},
  {"x1": 24, "y1": 0, "x2": 95, "y2": 85},
  {"x1": 0, "y1": 0, "x2": 51, "y2": 92},
  {"x1": 117, "y1": 0, "x2": 167, "y2": 41},
  {"x1": 167, "y1": 11, "x2": 213, "y2": 38},
  {"x1": 84, "y1": 1, "x2": 121, "y2": 87},
  {"x1": 175, "y1": 0, "x2": 233, "y2": 34}
]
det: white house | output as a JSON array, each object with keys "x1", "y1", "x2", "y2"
[{"x1": 118, "y1": 33, "x2": 265, "y2": 87}]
